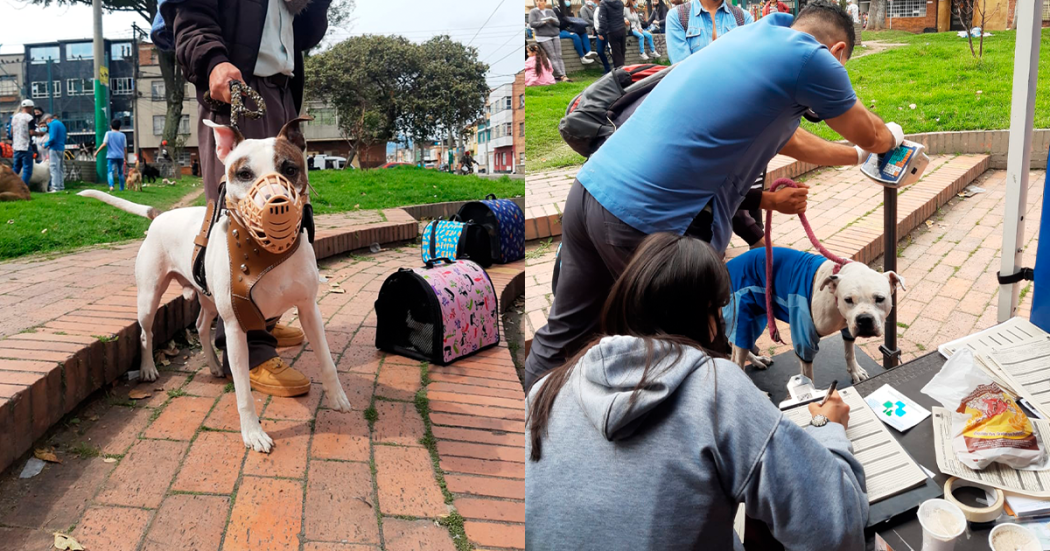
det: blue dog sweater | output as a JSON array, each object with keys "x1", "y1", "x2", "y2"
[{"x1": 723, "y1": 247, "x2": 832, "y2": 362}]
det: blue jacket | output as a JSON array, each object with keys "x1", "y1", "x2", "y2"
[
  {"x1": 667, "y1": 0, "x2": 754, "y2": 64},
  {"x1": 723, "y1": 247, "x2": 835, "y2": 362},
  {"x1": 527, "y1": 335, "x2": 868, "y2": 550},
  {"x1": 46, "y1": 119, "x2": 67, "y2": 151}
]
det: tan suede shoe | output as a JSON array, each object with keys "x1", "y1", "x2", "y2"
[
  {"x1": 249, "y1": 357, "x2": 311, "y2": 397},
  {"x1": 272, "y1": 323, "x2": 305, "y2": 347}
]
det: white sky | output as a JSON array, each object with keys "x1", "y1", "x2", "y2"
[{"x1": 0, "y1": 0, "x2": 523, "y2": 87}]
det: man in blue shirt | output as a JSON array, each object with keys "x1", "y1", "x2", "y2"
[
  {"x1": 523, "y1": 4, "x2": 905, "y2": 389},
  {"x1": 42, "y1": 114, "x2": 67, "y2": 192},
  {"x1": 95, "y1": 119, "x2": 128, "y2": 192},
  {"x1": 666, "y1": 0, "x2": 754, "y2": 64}
]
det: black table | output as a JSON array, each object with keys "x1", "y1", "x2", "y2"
[{"x1": 853, "y1": 351, "x2": 996, "y2": 551}]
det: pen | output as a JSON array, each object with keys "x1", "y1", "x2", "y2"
[{"x1": 818, "y1": 380, "x2": 838, "y2": 407}]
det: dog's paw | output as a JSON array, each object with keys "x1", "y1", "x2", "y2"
[
  {"x1": 141, "y1": 364, "x2": 160, "y2": 382},
  {"x1": 242, "y1": 426, "x2": 274, "y2": 453},
  {"x1": 849, "y1": 366, "x2": 870, "y2": 384},
  {"x1": 326, "y1": 387, "x2": 353, "y2": 413}
]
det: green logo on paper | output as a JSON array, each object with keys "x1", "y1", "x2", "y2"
[{"x1": 883, "y1": 401, "x2": 906, "y2": 417}]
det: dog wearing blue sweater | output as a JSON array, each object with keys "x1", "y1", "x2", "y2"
[{"x1": 723, "y1": 247, "x2": 906, "y2": 384}]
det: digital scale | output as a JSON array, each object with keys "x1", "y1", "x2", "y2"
[
  {"x1": 779, "y1": 374, "x2": 831, "y2": 410},
  {"x1": 860, "y1": 141, "x2": 931, "y2": 188}
]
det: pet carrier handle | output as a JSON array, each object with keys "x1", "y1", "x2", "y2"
[
  {"x1": 485, "y1": 194, "x2": 497, "y2": 200},
  {"x1": 425, "y1": 257, "x2": 456, "y2": 269},
  {"x1": 427, "y1": 220, "x2": 439, "y2": 261}
]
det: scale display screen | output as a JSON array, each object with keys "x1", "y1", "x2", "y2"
[{"x1": 860, "y1": 142, "x2": 930, "y2": 188}]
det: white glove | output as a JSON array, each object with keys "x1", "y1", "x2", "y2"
[
  {"x1": 886, "y1": 122, "x2": 905, "y2": 148},
  {"x1": 855, "y1": 145, "x2": 874, "y2": 165}
]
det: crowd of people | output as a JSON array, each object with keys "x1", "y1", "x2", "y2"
[
  {"x1": 526, "y1": 3, "x2": 902, "y2": 547},
  {"x1": 526, "y1": 0, "x2": 867, "y2": 86}
]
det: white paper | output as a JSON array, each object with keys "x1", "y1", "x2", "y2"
[
  {"x1": 990, "y1": 339, "x2": 1050, "y2": 420},
  {"x1": 932, "y1": 407, "x2": 1050, "y2": 498},
  {"x1": 19, "y1": 457, "x2": 45, "y2": 479},
  {"x1": 937, "y1": 317, "x2": 1048, "y2": 396},
  {"x1": 1006, "y1": 493, "x2": 1050, "y2": 517},
  {"x1": 783, "y1": 387, "x2": 928, "y2": 503},
  {"x1": 866, "y1": 384, "x2": 931, "y2": 432}
]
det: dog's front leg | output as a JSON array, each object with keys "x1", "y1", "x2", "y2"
[
  {"x1": 799, "y1": 359, "x2": 814, "y2": 382},
  {"x1": 298, "y1": 301, "x2": 352, "y2": 412},
  {"x1": 843, "y1": 339, "x2": 869, "y2": 383},
  {"x1": 226, "y1": 322, "x2": 274, "y2": 452}
]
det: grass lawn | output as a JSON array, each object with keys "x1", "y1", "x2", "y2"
[
  {"x1": 526, "y1": 29, "x2": 1050, "y2": 172},
  {"x1": 0, "y1": 177, "x2": 201, "y2": 261}
]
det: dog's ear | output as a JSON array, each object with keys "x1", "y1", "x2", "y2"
[
  {"x1": 819, "y1": 274, "x2": 839, "y2": 293},
  {"x1": 203, "y1": 119, "x2": 243, "y2": 164},
  {"x1": 278, "y1": 116, "x2": 312, "y2": 153},
  {"x1": 885, "y1": 271, "x2": 907, "y2": 293}
]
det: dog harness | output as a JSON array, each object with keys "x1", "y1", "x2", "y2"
[
  {"x1": 191, "y1": 180, "x2": 309, "y2": 332},
  {"x1": 723, "y1": 247, "x2": 830, "y2": 363}
]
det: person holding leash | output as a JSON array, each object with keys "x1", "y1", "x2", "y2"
[
  {"x1": 155, "y1": 0, "x2": 332, "y2": 396},
  {"x1": 522, "y1": 4, "x2": 906, "y2": 390}
]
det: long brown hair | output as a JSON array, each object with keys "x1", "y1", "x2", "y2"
[
  {"x1": 527, "y1": 233, "x2": 732, "y2": 461},
  {"x1": 527, "y1": 43, "x2": 552, "y2": 73}
]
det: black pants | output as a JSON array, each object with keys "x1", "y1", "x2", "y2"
[{"x1": 607, "y1": 29, "x2": 627, "y2": 68}]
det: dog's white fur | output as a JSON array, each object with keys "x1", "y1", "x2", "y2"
[
  {"x1": 731, "y1": 259, "x2": 906, "y2": 384},
  {"x1": 79, "y1": 120, "x2": 351, "y2": 453}
]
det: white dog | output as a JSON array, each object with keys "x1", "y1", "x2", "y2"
[
  {"x1": 723, "y1": 247, "x2": 906, "y2": 384},
  {"x1": 79, "y1": 117, "x2": 352, "y2": 452}
]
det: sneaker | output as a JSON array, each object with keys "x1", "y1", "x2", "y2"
[
  {"x1": 247, "y1": 357, "x2": 311, "y2": 397},
  {"x1": 651, "y1": 50, "x2": 661, "y2": 58},
  {"x1": 581, "y1": 56, "x2": 594, "y2": 65},
  {"x1": 639, "y1": 52, "x2": 649, "y2": 60},
  {"x1": 584, "y1": 50, "x2": 599, "y2": 60},
  {"x1": 271, "y1": 323, "x2": 305, "y2": 348}
]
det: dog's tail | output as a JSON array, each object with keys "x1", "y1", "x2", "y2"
[{"x1": 77, "y1": 189, "x2": 159, "y2": 220}]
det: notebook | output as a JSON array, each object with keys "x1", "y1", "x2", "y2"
[{"x1": 782, "y1": 386, "x2": 929, "y2": 503}]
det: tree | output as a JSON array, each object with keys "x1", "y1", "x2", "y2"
[
  {"x1": 953, "y1": 0, "x2": 1000, "y2": 59},
  {"x1": 409, "y1": 36, "x2": 489, "y2": 172},
  {"x1": 867, "y1": 0, "x2": 888, "y2": 30},
  {"x1": 305, "y1": 35, "x2": 422, "y2": 167},
  {"x1": 24, "y1": 0, "x2": 186, "y2": 170}
]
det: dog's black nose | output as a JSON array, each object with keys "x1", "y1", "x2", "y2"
[{"x1": 856, "y1": 314, "x2": 876, "y2": 331}]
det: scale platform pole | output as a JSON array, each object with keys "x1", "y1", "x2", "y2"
[{"x1": 880, "y1": 184, "x2": 901, "y2": 369}]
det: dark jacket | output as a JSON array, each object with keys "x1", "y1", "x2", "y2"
[
  {"x1": 647, "y1": 1, "x2": 669, "y2": 26},
  {"x1": 598, "y1": 0, "x2": 626, "y2": 34},
  {"x1": 162, "y1": 0, "x2": 332, "y2": 112}
]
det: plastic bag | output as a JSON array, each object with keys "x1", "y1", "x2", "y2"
[{"x1": 922, "y1": 349, "x2": 1045, "y2": 470}]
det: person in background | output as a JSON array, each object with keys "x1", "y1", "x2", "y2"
[
  {"x1": 526, "y1": 232, "x2": 867, "y2": 550},
  {"x1": 525, "y1": 43, "x2": 556, "y2": 86},
  {"x1": 191, "y1": 157, "x2": 200, "y2": 176},
  {"x1": 846, "y1": 0, "x2": 860, "y2": 24},
  {"x1": 592, "y1": 0, "x2": 614, "y2": 73},
  {"x1": 580, "y1": 0, "x2": 598, "y2": 29},
  {"x1": 646, "y1": 0, "x2": 671, "y2": 32},
  {"x1": 11, "y1": 100, "x2": 43, "y2": 187},
  {"x1": 555, "y1": 0, "x2": 598, "y2": 66},
  {"x1": 42, "y1": 113, "x2": 66, "y2": 193},
  {"x1": 95, "y1": 119, "x2": 128, "y2": 192},
  {"x1": 626, "y1": 2, "x2": 660, "y2": 59},
  {"x1": 530, "y1": 0, "x2": 572, "y2": 82},
  {"x1": 598, "y1": 0, "x2": 628, "y2": 68},
  {"x1": 763, "y1": 0, "x2": 790, "y2": 16},
  {"x1": 667, "y1": 0, "x2": 753, "y2": 64}
]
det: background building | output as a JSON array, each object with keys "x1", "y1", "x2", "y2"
[
  {"x1": 486, "y1": 77, "x2": 524, "y2": 174},
  {"x1": 23, "y1": 39, "x2": 135, "y2": 146},
  {"x1": 133, "y1": 41, "x2": 198, "y2": 169},
  {"x1": 0, "y1": 54, "x2": 25, "y2": 136}
]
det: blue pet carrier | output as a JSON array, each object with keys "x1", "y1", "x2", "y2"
[
  {"x1": 420, "y1": 220, "x2": 493, "y2": 267},
  {"x1": 456, "y1": 195, "x2": 525, "y2": 264}
]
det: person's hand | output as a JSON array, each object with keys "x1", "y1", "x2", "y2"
[
  {"x1": 809, "y1": 390, "x2": 851, "y2": 429},
  {"x1": 598, "y1": 35, "x2": 604, "y2": 40},
  {"x1": 885, "y1": 122, "x2": 904, "y2": 148},
  {"x1": 769, "y1": 183, "x2": 808, "y2": 215},
  {"x1": 209, "y1": 62, "x2": 243, "y2": 104},
  {"x1": 854, "y1": 145, "x2": 873, "y2": 165}
]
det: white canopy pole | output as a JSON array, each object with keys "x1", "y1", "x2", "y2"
[{"x1": 997, "y1": 1, "x2": 1042, "y2": 322}]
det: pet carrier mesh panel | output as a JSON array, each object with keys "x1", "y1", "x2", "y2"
[
  {"x1": 420, "y1": 220, "x2": 493, "y2": 267},
  {"x1": 375, "y1": 259, "x2": 500, "y2": 365},
  {"x1": 456, "y1": 195, "x2": 525, "y2": 264}
]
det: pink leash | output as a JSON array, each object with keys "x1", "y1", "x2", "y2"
[{"x1": 763, "y1": 178, "x2": 851, "y2": 344}]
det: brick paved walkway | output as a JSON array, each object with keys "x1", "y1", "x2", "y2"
[
  {"x1": 526, "y1": 168, "x2": 1044, "y2": 366},
  {"x1": 0, "y1": 244, "x2": 527, "y2": 551}
]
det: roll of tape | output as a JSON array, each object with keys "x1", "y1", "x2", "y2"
[{"x1": 943, "y1": 477, "x2": 1005, "y2": 523}]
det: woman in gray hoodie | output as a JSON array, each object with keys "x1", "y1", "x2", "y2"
[
  {"x1": 529, "y1": 0, "x2": 571, "y2": 82},
  {"x1": 526, "y1": 233, "x2": 868, "y2": 551}
]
